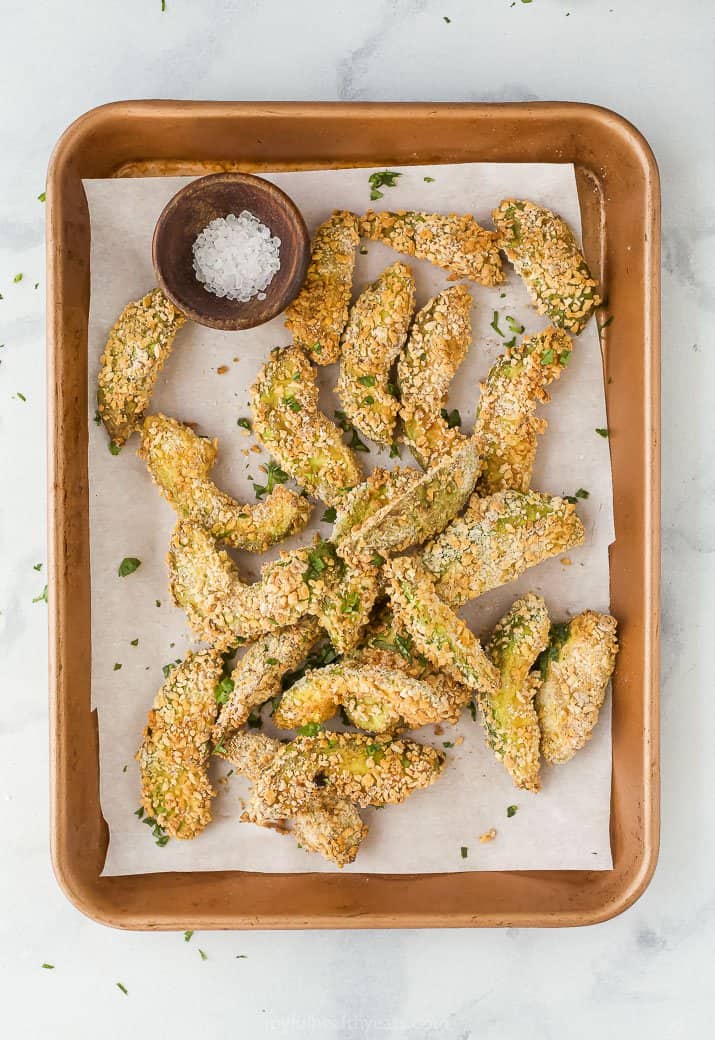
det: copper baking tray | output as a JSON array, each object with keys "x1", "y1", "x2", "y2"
[{"x1": 47, "y1": 101, "x2": 660, "y2": 929}]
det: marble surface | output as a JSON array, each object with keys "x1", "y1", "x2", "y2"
[{"x1": 0, "y1": 0, "x2": 709, "y2": 1036}]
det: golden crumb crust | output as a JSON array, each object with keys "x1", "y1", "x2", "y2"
[
  {"x1": 337, "y1": 261, "x2": 416, "y2": 444},
  {"x1": 220, "y1": 732, "x2": 367, "y2": 867},
  {"x1": 251, "y1": 344, "x2": 363, "y2": 504},
  {"x1": 212, "y1": 617, "x2": 322, "y2": 743},
  {"x1": 255, "y1": 731, "x2": 445, "y2": 815},
  {"x1": 97, "y1": 288, "x2": 186, "y2": 446},
  {"x1": 137, "y1": 648, "x2": 224, "y2": 839},
  {"x1": 398, "y1": 285, "x2": 473, "y2": 468},
  {"x1": 338, "y1": 438, "x2": 481, "y2": 567},
  {"x1": 274, "y1": 661, "x2": 463, "y2": 732},
  {"x1": 285, "y1": 210, "x2": 360, "y2": 363},
  {"x1": 360, "y1": 210, "x2": 503, "y2": 287},
  {"x1": 385, "y1": 556, "x2": 499, "y2": 697},
  {"x1": 475, "y1": 327, "x2": 573, "y2": 495},
  {"x1": 481, "y1": 593, "x2": 551, "y2": 792},
  {"x1": 536, "y1": 611, "x2": 618, "y2": 764},
  {"x1": 492, "y1": 199, "x2": 601, "y2": 334},
  {"x1": 139, "y1": 413, "x2": 311, "y2": 550},
  {"x1": 421, "y1": 490, "x2": 585, "y2": 607}
]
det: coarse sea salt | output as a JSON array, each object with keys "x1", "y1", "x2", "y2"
[{"x1": 192, "y1": 211, "x2": 281, "y2": 302}]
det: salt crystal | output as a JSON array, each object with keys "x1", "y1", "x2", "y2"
[{"x1": 192, "y1": 211, "x2": 281, "y2": 302}]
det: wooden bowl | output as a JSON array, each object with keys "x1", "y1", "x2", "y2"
[{"x1": 152, "y1": 172, "x2": 310, "y2": 330}]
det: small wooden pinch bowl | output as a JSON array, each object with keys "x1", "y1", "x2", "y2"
[{"x1": 152, "y1": 172, "x2": 310, "y2": 331}]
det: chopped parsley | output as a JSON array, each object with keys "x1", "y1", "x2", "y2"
[
  {"x1": 282, "y1": 642, "x2": 338, "y2": 691},
  {"x1": 199, "y1": 949, "x2": 208, "y2": 961},
  {"x1": 108, "y1": 441, "x2": 121, "y2": 455},
  {"x1": 93, "y1": 410, "x2": 102, "y2": 425},
  {"x1": 41, "y1": 963, "x2": 54, "y2": 969},
  {"x1": 423, "y1": 175, "x2": 436, "y2": 182},
  {"x1": 13, "y1": 273, "x2": 22, "y2": 283},
  {"x1": 559, "y1": 350, "x2": 571, "y2": 367},
  {"x1": 575, "y1": 488, "x2": 589, "y2": 499},
  {"x1": 162, "y1": 661, "x2": 179, "y2": 679},
  {"x1": 595, "y1": 427, "x2": 609, "y2": 438},
  {"x1": 334, "y1": 410, "x2": 369, "y2": 452},
  {"x1": 15, "y1": 392, "x2": 26, "y2": 401},
  {"x1": 304, "y1": 539, "x2": 343, "y2": 583},
  {"x1": 113, "y1": 663, "x2": 122, "y2": 671},
  {"x1": 460, "y1": 846, "x2": 468, "y2": 859},
  {"x1": 538, "y1": 622, "x2": 570, "y2": 681},
  {"x1": 32, "y1": 585, "x2": 48, "y2": 604},
  {"x1": 443, "y1": 15, "x2": 451, "y2": 22},
  {"x1": 214, "y1": 676, "x2": 235, "y2": 704},
  {"x1": 116, "y1": 982, "x2": 128, "y2": 995},
  {"x1": 368, "y1": 170, "x2": 401, "y2": 201},
  {"x1": 321, "y1": 506, "x2": 337, "y2": 523},
  {"x1": 469, "y1": 699, "x2": 478, "y2": 722},
  {"x1": 540, "y1": 348, "x2": 555, "y2": 365},
  {"x1": 33, "y1": 562, "x2": 42, "y2": 571},
  {"x1": 371, "y1": 552, "x2": 385, "y2": 567},
  {"x1": 505, "y1": 315, "x2": 525, "y2": 335},
  {"x1": 285, "y1": 394, "x2": 302, "y2": 412},
  {"x1": 254, "y1": 460, "x2": 289, "y2": 498},
  {"x1": 357, "y1": 374, "x2": 376, "y2": 387},
  {"x1": 442, "y1": 741, "x2": 455, "y2": 748},
  {"x1": 184, "y1": 930, "x2": 194, "y2": 942},
  {"x1": 507, "y1": 805, "x2": 518, "y2": 818},
  {"x1": 297, "y1": 722, "x2": 323, "y2": 737},
  {"x1": 118, "y1": 557, "x2": 141, "y2": 577},
  {"x1": 130, "y1": 637, "x2": 139, "y2": 646},
  {"x1": 340, "y1": 590, "x2": 361, "y2": 614},
  {"x1": 490, "y1": 311, "x2": 505, "y2": 337},
  {"x1": 389, "y1": 440, "x2": 401, "y2": 458},
  {"x1": 237, "y1": 417, "x2": 251, "y2": 430},
  {"x1": 440, "y1": 407, "x2": 461, "y2": 429},
  {"x1": 38, "y1": 192, "x2": 46, "y2": 202},
  {"x1": 142, "y1": 814, "x2": 169, "y2": 846}
]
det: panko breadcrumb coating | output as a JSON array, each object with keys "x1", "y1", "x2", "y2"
[
  {"x1": 285, "y1": 210, "x2": 360, "y2": 363},
  {"x1": 251, "y1": 344, "x2": 363, "y2": 504},
  {"x1": 421, "y1": 489, "x2": 585, "y2": 607},
  {"x1": 97, "y1": 288, "x2": 186, "y2": 446},
  {"x1": 331, "y1": 467, "x2": 421, "y2": 543},
  {"x1": 482, "y1": 594, "x2": 551, "y2": 792},
  {"x1": 475, "y1": 327, "x2": 573, "y2": 495},
  {"x1": 338, "y1": 437, "x2": 481, "y2": 567},
  {"x1": 385, "y1": 556, "x2": 499, "y2": 697},
  {"x1": 492, "y1": 199, "x2": 601, "y2": 334},
  {"x1": 274, "y1": 662, "x2": 462, "y2": 732},
  {"x1": 536, "y1": 611, "x2": 618, "y2": 764},
  {"x1": 220, "y1": 732, "x2": 367, "y2": 867},
  {"x1": 212, "y1": 617, "x2": 322, "y2": 743},
  {"x1": 167, "y1": 521, "x2": 312, "y2": 648},
  {"x1": 346, "y1": 604, "x2": 472, "y2": 726},
  {"x1": 139, "y1": 414, "x2": 312, "y2": 550},
  {"x1": 254, "y1": 731, "x2": 445, "y2": 816},
  {"x1": 336, "y1": 261, "x2": 416, "y2": 444},
  {"x1": 310, "y1": 557, "x2": 379, "y2": 654},
  {"x1": 360, "y1": 210, "x2": 503, "y2": 287},
  {"x1": 137, "y1": 648, "x2": 224, "y2": 839},
  {"x1": 398, "y1": 285, "x2": 473, "y2": 467}
]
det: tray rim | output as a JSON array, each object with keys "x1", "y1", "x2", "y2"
[{"x1": 47, "y1": 99, "x2": 660, "y2": 930}]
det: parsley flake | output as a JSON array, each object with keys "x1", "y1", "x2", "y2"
[
  {"x1": 490, "y1": 311, "x2": 505, "y2": 337},
  {"x1": 13, "y1": 273, "x2": 22, "y2": 283},
  {"x1": 33, "y1": 562, "x2": 42, "y2": 571},
  {"x1": 424, "y1": 175, "x2": 436, "y2": 182},
  {"x1": 118, "y1": 557, "x2": 141, "y2": 577},
  {"x1": 321, "y1": 506, "x2": 337, "y2": 523},
  {"x1": 440, "y1": 407, "x2": 461, "y2": 429},
  {"x1": 237, "y1": 417, "x2": 251, "y2": 430},
  {"x1": 254, "y1": 461, "x2": 289, "y2": 498},
  {"x1": 596, "y1": 427, "x2": 609, "y2": 438},
  {"x1": 108, "y1": 441, "x2": 121, "y2": 455},
  {"x1": 38, "y1": 192, "x2": 46, "y2": 202},
  {"x1": 198, "y1": 949, "x2": 208, "y2": 961},
  {"x1": 32, "y1": 584, "x2": 48, "y2": 604},
  {"x1": 368, "y1": 170, "x2": 401, "y2": 201},
  {"x1": 116, "y1": 982, "x2": 128, "y2": 996},
  {"x1": 184, "y1": 930, "x2": 194, "y2": 942},
  {"x1": 357, "y1": 374, "x2": 376, "y2": 387},
  {"x1": 42, "y1": 963, "x2": 54, "y2": 970},
  {"x1": 214, "y1": 676, "x2": 234, "y2": 704},
  {"x1": 297, "y1": 722, "x2": 323, "y2": 737},
  {"x1": 507, "y1": 805, "x2": 518, "y2": 818},
  {"x1": 460, "y1": 846, "x2": 468, "y2": 859}
]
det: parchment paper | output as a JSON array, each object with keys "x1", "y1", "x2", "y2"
[{"x1": 84, "y1": 164, "x2": 614, "y2": 875}]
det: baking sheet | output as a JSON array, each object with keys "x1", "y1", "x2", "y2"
[{"x1": 84, "y1": 165, "x2": 614, "y2": 876}]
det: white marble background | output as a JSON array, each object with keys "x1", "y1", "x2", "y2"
[{"x1": 0, "y1": 1, "x2": 709, "y2": 1037}]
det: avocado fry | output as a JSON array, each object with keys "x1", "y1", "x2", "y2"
[
  {"x1": 251, "y1": 344, "x2": 363, "y2": 504},
  {"x1": 285, "y1": 210, "x2": 360, "y2": 364},
  {"x1": 481, "y1": 593, "x2": 551, "y2": 792},
  {"x1": 97, "y1": 288, "x2": 186, "y2": 447},
  {"x1": 421, "y1": 489, "x2": 585, "y2": 607},
  {"x1": 398, "y1": 285, "x2": 472, "y2": 467},
  {"x1": 336, "y1": 261, "x2": 416, "y2": 444},
  {"x1": 475, "y1": 327, "x2": 573, "y2": 495},
  {"x1": 137, "y1": 647, "x2": 224, "y2": 839},
  {"x1": 360, "y1": 210, "x2": 503, "y2": 287},
  {"x1": 140, "y1": 413, "x2": 312, "y2": 551},
  {"x1": 535, "y1": 611, "x2": 618, "y2": 764},
  {"x1": 492, "y1": 199, "x2": 601, "y2": 334}
]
